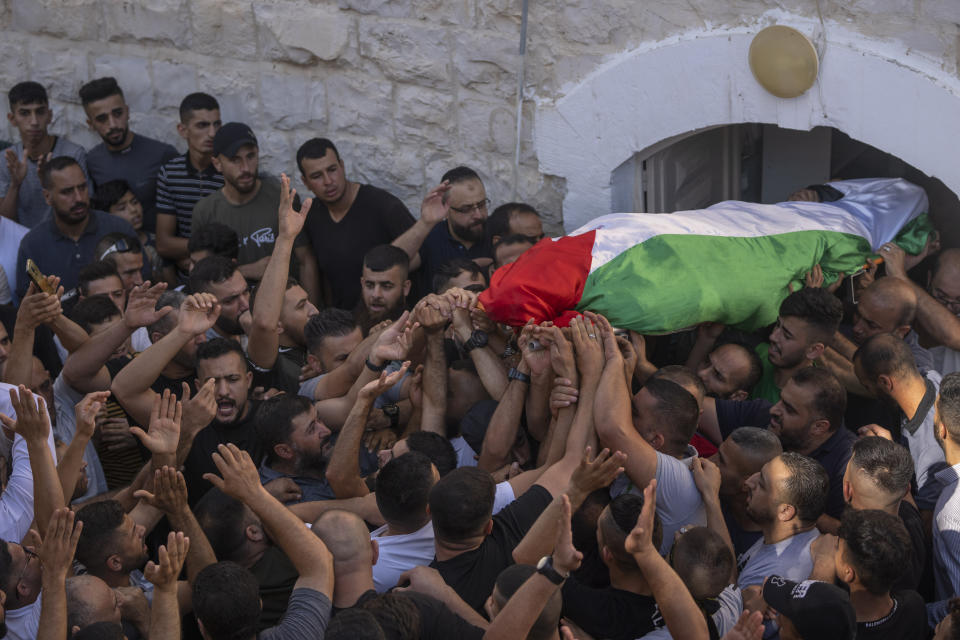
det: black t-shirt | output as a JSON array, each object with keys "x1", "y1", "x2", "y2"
[
  {"x1": 182, "y1": 400, "x2": 263, "y2": 504},
  {"x1": 250, "y1": 347, "x2": 306, "y2": 396},
  {"x1": 561, "y1": 578, "x2": 660, "y2": 640},
  {"x1": 303, "y1": 185, "x2": 415, "y2": 310},
  {"x1": 249, "y1": 546, "x2": 300, "y2": 631},
  {"x1": 431, "y1": 484, "x2": 553, "y2": 614},
  {"x1": 895, "y1": 501, "x2": 927, "y2": 594},
  {"x1": 856, "y1": 590, "x2": 926, "y2": 640},
  {"x1": 334, "y1": 589, "x2": 485, "y2": 640}
]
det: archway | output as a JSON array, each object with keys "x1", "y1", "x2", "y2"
[{"x1": 535, "y1": 16, "x2": 960, "y2": 236}]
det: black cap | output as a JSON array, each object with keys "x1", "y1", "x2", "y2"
[
  {"x1": 762, "y1": 576, "x2": 856, "y2": 640},
  {"x1": 213, "y1": 122, "x2": 258, "y2": 158}
]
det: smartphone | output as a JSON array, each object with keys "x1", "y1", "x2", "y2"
[{"x1": 25, "y1": 258, "x2": 56, "y2": 294}]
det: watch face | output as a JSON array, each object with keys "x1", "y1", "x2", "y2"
[{"x1": 537, "y1": 556, "x2": 549, "y2": 571}]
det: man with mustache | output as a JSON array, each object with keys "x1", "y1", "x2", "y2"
[
  {"x1": 14, "y1": 156, "x2": 138, "y2": 298},
  {"x1": 79, "y1": 77, "x2": 178, "y2": 232},
  {"x1": 192, "y1": 123, "x2": 320, "y2": 300}
]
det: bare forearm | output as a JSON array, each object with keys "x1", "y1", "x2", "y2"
[
  {"x1": 112, "y1": 330, "x2": 189, "y2": 417},
  {"x1": 288, "y1": 493, "x2": 384, "y2": 527},
  {"x1": 149, "y1": 589, "x2": 181, "y2": 640},
  {"x1": 421, "y1": 333, "x2": 447, "y2": 435},
  {"x1": 58, "y1": 434, "x2": 91, "y2": 504},
  {"x1": 635, "y1": 552, "x2": 709, "y2": 640},
  {"x1": 478, "y1": 378, "x2": 527, "y2": 472},
  {"x1": 483, "y1": 573, "x2": 560, "y2": 640},
  {"x1": 63, "y1": 320, "x2": 135, "y2": 391},
  {"x1": 28, "y1": 438, "x2": 65, "y2": 538},
  {"x1": 5, "y1": 325, "x2": 36, "y2": 386},
  {"x1": 326, "y1": 395, "x2": 375, "y2": 497},
  {"x1": 914, "y1": 285, "x2": 960, "y2": 351},
  {"x1": 49, "y1": 315, "x2": 89, "y2": 354},
  {"x1": 702, "y1": 496, "x2": 736, "y2": 581},
  {"x1": 167, "y1": 509, "x2": 217, "y2": 583},
  {"x1": 37, "y1": 577, "x2": 68, "y2": 640},
  {"x1": 248, "y1": 240, "x2": 293, "y2": 368},
  {"x1": 525, "y1": 374, "x2": 551, "y2": 443},
  {"x1": 469, "y1": 347, "x2": 508, "y2": 400}
]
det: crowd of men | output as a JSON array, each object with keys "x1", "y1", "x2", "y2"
[{"x1": 0, "y1": 76, "x2": 959, "y2": 640}]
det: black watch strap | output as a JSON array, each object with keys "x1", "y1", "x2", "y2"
[
  {"x1": 536, "y1": 555, "x2": 566, "y2": 585},
  {"x1": 365, "y1": 357, "x2": 388, "y2": 373},
  {"x1": 508, "y1": 368, "x2": 531, "y2": 384}
]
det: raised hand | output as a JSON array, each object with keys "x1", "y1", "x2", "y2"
[
  {"x1": 74, "y1": 391, "x2": 110, "y2": 440},
  {"x1": 519, "y1": 321, "x2": 552, "y2": 377},
  {"x1": 97, "y1": 415, "x2": 139, "y2": 453},
  {"x1": 571, "y1": 315, "x2": 604, "y2": 379},
  {"x1": 690, "y1": 456, "x2": 721, "y2": 499},
  {"x1": 722, "y1": 611, "x2": 764, "y2": 640},
  {"x1": 5, "y1": 147, "x2": 27, "y2": 186},
  {"x1": 396, "y1": 565, "x2": 455, "y2": 599},
  {"x1": 176, "y1": 293, "x2": 221, "y2": 337},
  {"x1": 544, "y1": 324, "x2": 577, "y2": 381},
  {"x1": 38, "y1": 508, "x2": 83, "y2": 581},
  {"x1": 129, "y1": 389, "x2": 182, "y2": 457},
  {"x1": 0, "y1": 385, "x2": 50, "y2": 444},
  {"x1": 616, "y1": 335, "x2": 637, "y2": 383},
  {"x1": 569, "y1": 447, "x2": 626, "y2": 496},
  {"x1": 549, "y1": 377, "x2": 579, "y2": 412},
  {"x1": 420, "y1": 181, "x2": 451, "y2": 225},
  {"x1": 123, "y1": 281, "x2": 172, "y2": 330},
  {"x1": 133, "y1": 466, "x2": 189, "y2": 515},
  {"x1": 203, "y1": 443, "x2": 266, "y2": 504},
  {"x1": 407, "y1": 364, "x2": 424, "y2": 411},
  {"x1": 624, "y1": 479, "x2": 658, "y2": 559},
  {"x1": 17, "y1": 282, "x2": 63, "y2": 329},
  {"x1": 372, "y1": 312, "x2": 418, "y2": 363},
  {"x1": 360, "y1": 361, "x2": 411, "y2": 400},
  {"x1": 263, "y1": 477, "x2": 302, "y2": 503},
  {"x1": 181, "y1": 379, "x2": 217, "y2": 438},
  {"x1": 278, "y1": 173, "x2": 310, "y2": 241},
  {"x1": 144, "y1": 530, "x2": 190, "y2": 591},
  {"x1": 858, "y1": 423, "x2": 893, "y2": 441},
  {"x1": 553, "y1": 495, "x2": 584, "y2": 575},
  {"x1": 447, "y1": 288, "x2": 477, "y2": 341}
]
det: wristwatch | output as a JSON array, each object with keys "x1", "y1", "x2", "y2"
[
  {"x1": 365, "y1": 357, "x2": 388, "y2": 373},
  {"x1": 462, "y1": 330, "x2": 489, "y2": 354},
  {"x1": 536, "y1": 555, "x2": 567, "y2": 584},
  {"x1": 508, "y1": 367, "x2": 531, "y2": 384},
  {"x1": 382, "y1": 403, "x2": 400, "y2": 429}
]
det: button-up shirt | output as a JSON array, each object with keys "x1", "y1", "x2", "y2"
[
  {"x1": 933, "y1": 461, "x2": 960, "y2": 601},
  {"x1": 259, "y1": 461, "x2": 335, "y2": 504}
]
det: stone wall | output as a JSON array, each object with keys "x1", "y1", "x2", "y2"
[{"x1": 0, "y1": 0, "x2": 957, "y2": 231}]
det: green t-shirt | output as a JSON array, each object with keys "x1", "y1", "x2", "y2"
[{"x1": 750, "y1": 342, "x2": 782, "y2": 404}]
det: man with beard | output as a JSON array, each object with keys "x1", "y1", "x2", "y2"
[
  {"x1": 15, "y1": 156, "x2": 137, "y2": 298},
  {"x1": 297, "y1": 138, "x2": 415, "y2": 309},
  {"x1": 181, "y1": 338, "x2": 263, "y2": 504},
  {"x1": 189, "y1": 256, "x2": 250, "y2": 343},
  {"x1": 697, "y1": 343, "x2": 763, "y2": 401},
  {"x1": 357, "y1": 245, "x2": 411, "y2": 330},
  {"x1": 192, "y1": 123, "x2": 320, "y2": 299},
  {"x1": 854, "y1": 332, "x2": 947, "y2": 513},
  {"x1": 79, "y1": 77, "x2": 178, "y2": 232},
  {"x1": 415, "y1": 166, "x2": 495, "y2": 292},
  {"x1": 737, "y1": 452, "x2": 829, "y2": 622},
  {"x1": 255, "y1": 394, "x2": 334, "y2": 503}
]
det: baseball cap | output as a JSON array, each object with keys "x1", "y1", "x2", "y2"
[
  {"x1": 762, "y1": 576, "x2": 856, "y2": 640},
  {"x1": 213, "y1": 122, "x2": 258, "y2": 158}
]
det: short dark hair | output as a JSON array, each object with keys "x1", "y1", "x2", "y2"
[
  {"x1": 79, "y1": 77, "x2": 123, "y2": 106},
  {"x1": 432, "y1": 258, "x2": 486, "y2": 294},
  {"x1": 838, "y1": 508, "x2": 910, "y2": 595},
  {"x1": 939, "y1": 372, "x2": 960, "y2": 443},
  {"x1": 643, "y1": 377, "x2": 700, "y2": 451},
  {"x1": 188, "y1": 223, "x2": 239, "y2": 261},
  {"x1": 8, "y1": 81, "x2": 48, "y2": 109},
  {"x1": 149, "y1": 290, "x2": 185, "y2": 337},
  {"x1": 778, "y1": 452, "x2": 829, "y2": 523},
  {"x1": 39, "y1": 155, "x2": 81, "y2": 188},
  {"x1": 197, "y1": 337, "x2": 247, "y2": 367},
  {"x1": 325, "y1": 609, "x2": 386, "y2": 640},
  {"x1": 179, "y1": 92, "x2": 220, "y2": 123},
  {"x1": 192, "y1": 562, "x2": 261, "y2": 640},
  {"x1": 728, "y1": 426, "x2": 783, "y2": 461},
  {"x1": 376, "y1": 452, "x2": 435, "y2": 531},
  {"x1": 405, "y1": 432, "x2": 458, "y2": 477},
  {"x1": 70, "y1": 295, "x2": 123, "y2": 332},
  {"x1": 778, "y1": 287, "x2": 843, "y2": 343},
  {"x1": 72, "y1": 621, "x2": 125, "y2": 640},
  {"x1": 363, "y1": 245, "x2": 409, "y2": 274},
  {"x1": 671, "y1": 527, "x2": 734, "y2": 601},
  {"x1": 493, "y1": 233, "x2": 535, "y2": 253},
  {"x1": 650, "y1": 365, "x2": 706, "y2": 404},
  {"x1": 91, "y1": 179, "x2": 133, "y2": 212},
  {"x1": 75, "y1": 500, "x2": 125, "y2": 571},
  {"x1": 255, "y1": 394, "x2": 313, "y2": 466},
  {"x1": 488, "y1": 202, "x2": 539, "y2": 239},
  {"x1": 429, "y1": 467, "x2": 496, "y2": 543},
  {"x1": 189, "y1": 255, "x2": 239, "y2": 294},
  {"x1": 296, "y1": 137, "x2": 341, "y2": 174},
  {"x1": 791, "y1": 366, "x2": 846, "y2": 432},
  {"x1": 850, "y1": 436, "x2": 914, "y2": 498},
  {"x1": 78, "y1": 261, "x2": 122, "y2": 296},
  {"x1": 96, "y1": 232, "x2": 142, "y2": 262},
  {"x1": 440, "y1": 166, "x2": 481, "y2": 185},
  {"x1": 304, "y1": 308, "x2": 358, "y2": 355},
  {"x1": 193, "y1": 488, "x2": 251, "y2": 562},
  {"x1": 360, "y1": 594, "x2": 420, "y2": 639},
  {"x1": 853, "y1": 333, "x2": 918, "y2": 382},
  {"x1": 600, "y1": 493, "x2": 662, "y2": 570},
  {"x1": 493, "y1": 565, "x2": 561, "y2": 640}
]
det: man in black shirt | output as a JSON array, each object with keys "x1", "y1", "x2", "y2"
[{"x1": 297, "y1": 138, "x2": 415, "y2": 309}]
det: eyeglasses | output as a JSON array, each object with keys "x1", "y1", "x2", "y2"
[
  {"x1": 99, "y1": 237, "x2": 133, "y2": 260},
  {"x1": 449, "y1": 198, "x2": 490, "y2": 215},
  {"x1": 930, "y1": 288, "x2": 960, "y2": 314},
  {"x1": 9, "y1": 545, "x2": 38, "y2": 604}
]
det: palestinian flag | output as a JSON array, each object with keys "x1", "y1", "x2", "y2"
[{"x1": 479, "y1": 178, "x2": 933, "y2": 334}]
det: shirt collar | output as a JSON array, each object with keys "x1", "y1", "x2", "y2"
[{"x1": 935, "y1": 461, "x2": 960, "y2": 487}]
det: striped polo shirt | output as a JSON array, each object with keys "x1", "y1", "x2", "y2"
[{"x1": 155, "y1": 153, "x2": 224, "y2": 238}]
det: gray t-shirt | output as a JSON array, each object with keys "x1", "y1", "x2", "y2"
[
  {"x1": 260, "y1": 587, "x2": 331, "y2": 640},
  {"x1": 0, "y1": 137, "x2": 90, "y2": 228},
  {"x1": 736, "y1": 527, "x2": 820, "y2": 589},
  {"x1": 902, "y1": 371, "x2": 949, "y2": 511}
]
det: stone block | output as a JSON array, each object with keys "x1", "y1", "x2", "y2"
[
  {"x1": 395, "y1": 85, "x2": 455, "y2": 145},
  {"x1": 259, "y1": 73, "x2": 326, "y2": 131},
  {"x1": 256, "y1": 3, "x2": 351, "y2": 65},
  {"x1": 326, "y1": 73, "x2": 393, "y2": 138},
  {"x1": 30, "y1": 48, "x2": 90, "y2": 103},
  {"x1": 474, "y1": 0, "x2": 522, "y2": 33},
  {"x1": 92, "y1": 54, "x2": 154, "y2": 112},
  {"x1": 257, "y1": 129, "x2": 295, "y2": 176},
  {"x1": 0, "y1": 37, "x2": 30, "y2": 93},
  {"x1": 152, "y1": 60, "x2": 200, "y2": 111},
  {"x1": 337, "y1": 0, "x2": 411, "y2": 18},
  {"x1": 133, "y1": 111, "x2": 181, "y2": 149},
  {"x1": 11, "y1": 0, "x2": 102, "y2": 40},
  {"x1": 411, "y1": 0, "x2": 470, "y2": 25},
  {"x1": 104, "y1": 0, "x2": 189, "y2": 48},
  {"x1": 454, "y1": 30, "x2": 520, "y2": 98},
  {"x1": 456, "y1": 90, "x2": 516, "y2": 154},
  {"x1": 196, "y1": 64, "x2": 260, "y2": 125},
  {"x1": 359, "y1": 19, "x2": 451, "y2": 87},
  {"x1": 52, "y1": 103, "x2": 101, "y2": 148},
  {"x1": 190, "y1": 0, "x2": 258, "y2": 60}
]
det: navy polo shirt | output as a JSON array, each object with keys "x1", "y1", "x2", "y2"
[
  {"x1": 418, "y1": 221, "x2": 493, "y2": 292},
  {"x1": 808, "y1": 426, "x2": 856, "y2": 519},
  {"x1": 15, "y1": 210, "x2": 137, "y2": 297}
]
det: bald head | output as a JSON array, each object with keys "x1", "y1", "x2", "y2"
[
  {"x1": 313, "y1": 510, "x2": 375, "y2": 570},
  {"x1": 66, "y1": 574, "x2": 120, "y2": 633},
  {"x1": 853, "y1": 278, "x2": 917, "y2": 344}
]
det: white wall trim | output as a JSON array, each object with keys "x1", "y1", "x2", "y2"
[{"x1": 535, "y1": 11, "x2": 960, "y2": 231}]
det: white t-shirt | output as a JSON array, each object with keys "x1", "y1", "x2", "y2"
[
  {"x1": 736, "y1": 528, "x2": 820, "y2": 589},
  {"x1": 451, "y1": 436, "x2": 479, "y2": 468},
  {"x1": 4, "y1": 592, "x2": 41, "y2": 640},
  {"x1": 369, "y1": 480, "x2": 516, "y2": 592}
]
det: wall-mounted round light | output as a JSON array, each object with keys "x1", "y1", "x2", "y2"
[{"x1": 749, "y1": 25, "x2": 819, "y2": 99}]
